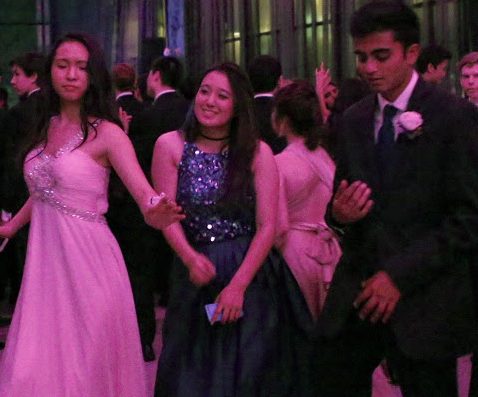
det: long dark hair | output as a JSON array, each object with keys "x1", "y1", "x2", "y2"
[
  {"x1": 182, "y1": 62, "x2": 259, "y2": 207},
  {"x1": 273, "y1": 79, "x2": 325, "y2": 151},
  {"x1": 22, "y1": 32, "x2": 121, "y2": 160}
]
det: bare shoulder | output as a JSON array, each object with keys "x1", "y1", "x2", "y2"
[
  {"x1": 90, "y1": 119, "x2": 126, "y2": 144},
  {"x1": 154, "y1": 130, "x2": 185, "y2": 162},
  {"x1": 253, "y1": 140, "x2": 276, "y2": 172}
]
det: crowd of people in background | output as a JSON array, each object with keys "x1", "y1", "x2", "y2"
[{"x1": 1, "y1": 1, "x2": 478, "y2": 396}]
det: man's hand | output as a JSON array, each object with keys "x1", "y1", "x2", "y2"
[
  {"x1": 353, "y1": 271, "x2": 401, "y2": 324},
  {"x1": 332, "y1": 180, "x2": 374, "y2": 224}
]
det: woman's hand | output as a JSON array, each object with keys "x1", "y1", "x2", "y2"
[
  {"x1": 213, "y1": 283, "x2": 245, "y2": 324},
  {"x1": 143, "y1": 195, "x2": 185, "y2": 230},
  {"x1": 118, "y1": 106, "x2": 133, "y2": 134},
  {"x1": 184, "y1": 252, "x2": 216, "y2": 286},
  {"x1": 0, "y1": 222, "x2": 15, "y2": 239},
  {"x1": 315, "y1": 62, "x2": 331, "y2": 94}
]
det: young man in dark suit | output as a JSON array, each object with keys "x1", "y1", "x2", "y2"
[
  {"x1": 113, "y1": 57, "x2": 189, "y2": 361},
  {"x1": 0, "y1": 53, "x2": 45, "y2": 322},
  {"x1": 317, "y1": 2, "x2": 478, "y2": 396}
]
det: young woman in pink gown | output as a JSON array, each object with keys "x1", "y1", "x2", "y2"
[
  {"x1": 273, "y1": 80, "x2": 341, "y2": 321},
  {"x1": 0, "y1": 33, "x2": 183, "y2": 397}
]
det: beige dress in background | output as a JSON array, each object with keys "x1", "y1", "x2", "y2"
[{"x1": 275, "y1": 140, "x2": 341, "y2": 320}]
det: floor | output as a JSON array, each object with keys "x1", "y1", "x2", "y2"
[{"x1": 0, "y1": 304, "x2": 473, "y2": 397}]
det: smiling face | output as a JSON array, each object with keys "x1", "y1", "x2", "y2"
[
  {"x1": 460, "y1": 63, "x2": 478, "y2": 103},
  {"x1": 10, "y1": 65, "x2": 37, "y2": 96},
  {"x1": 194, "y1": 71, "x2": 234, "y2": 134},
  {"x1": 51, "y1": 40, "x2": 89, "y2": 104},
  {"x1": 354, "y1": 30, "x2": 419, "y2": 102}
]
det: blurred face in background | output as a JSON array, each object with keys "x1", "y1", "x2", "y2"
[
  {"x1": 324, "y1": 83, "x2": 338, "y2": 110},
  {"x1": 10, "y1": 65, "x2": 37, "y2": 97},
  {"x1": 425, "y1": 59, "x2": 449, "y2": 84},
  {"x1": 460, "y1": 63, "x2": 478, "y2": 104}
]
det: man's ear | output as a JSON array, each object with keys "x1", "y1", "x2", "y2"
[
  {"x1": 406, "y1": 43, "x2": 421, "y2": 66},
  {"x1": 30, "y1": 72, "x2": 39, "y2": 85},
  {"x1": 426, "y1": 63, "x2": 436, "y2": 74}
]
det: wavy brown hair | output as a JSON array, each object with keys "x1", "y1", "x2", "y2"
[{"x1": 183, "y1": 62, "x2": 259, "y2": 207}]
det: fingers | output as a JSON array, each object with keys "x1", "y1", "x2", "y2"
[
  {"x1": 333, "y1": 180, "x2": 373, "y2": 224},
  {"x1": 382, "y1": 299, "x2": 398, "y2": 324},
  {"x1": 353, "y1": 286, "x2": 372, "y2": 309}
]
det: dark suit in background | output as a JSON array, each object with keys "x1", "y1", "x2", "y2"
[
  {"x1": 0, "y1": 90, "x2": 42, "y2": 306},
  {"x1": 253, "y1": 95, "x2": 286, "y2": 154},
  {"x1": 317, "y1": 80, "x2": 478, "y2": 396},
  {"x1": 129, "y1": 91, "x2": 190, "y2": 172},
  {"x1": 109, "y1": 90, "x2": 189, "y2": 354}
]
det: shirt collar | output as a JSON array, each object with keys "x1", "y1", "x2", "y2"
[
  {"x1": 377, "y1": 70, "x2": 419, "y2": 113},
  {"x1": 116, "y1": 91, "x2": 134, "y2": 100},
  {"x1": 254, "y1": 92, "x2": 274, "y2": 98},
  {"x1": 154, "y1": 89, "x2": 176, "y2": 102},
  {"x1": 27, "y1": 88, "x2": 40, "y2": 97}
]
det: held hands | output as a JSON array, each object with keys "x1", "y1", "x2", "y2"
[
  {"x1": 353, "y1": 271, "x2": 401, "y2": 324},
  {"x1": 332, "y1": 180, "x2": 374, "y2": 224},
  {"x1": 144, "y1": 194, "x2": 185, "y2": 230},
  {"x1": 185, "y1": 252, "x2": 216, "y2": 287},
  {"x1": 212, "y1": 283, "x2": 245, "y2": 324}
]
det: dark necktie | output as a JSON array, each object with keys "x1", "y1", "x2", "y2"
[{"x1": 377, "y1": 104, "x2": 398, "y2": 181}]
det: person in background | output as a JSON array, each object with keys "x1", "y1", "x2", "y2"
[
  {"x1": 458, "y1": 51, "x2": 478, "y2": 107},
  {"x1": 129, "y1": 56, "x2": 190, "y2": 314},
  {"x1": 1, "y1": 52, "x2": 46, "y2": 319},
  {"x1": 273, "y1": 80, "x2": 341, "y2": 396},
  {"x1": 135, "y1": 72, "x2": 154, "y2": 106},
  {"x1": 247, "y1": 55, "x2": 287, "y2": 154},
  {"x1": 110, "y1": 62, "x2": 159, "y2": 361},
  {"x1": 112, "y1": 63, "x2": 144, "y2": 132},
  {"x1": 315, "y1": 63, "x2": 339, "y2": 125},
  {"x1": 416, "y1": 44, "x2": 451, "y2": 85},
  {"x1": 0, "y1": 32, "x2": 183, "y2": 396}
]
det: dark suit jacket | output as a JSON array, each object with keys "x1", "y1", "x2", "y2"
[
  {"x1": 1, "y1": 91, "x2": 43, "y2": 211},
  {"x1": 253, "y1": 96, "x2": 287, "y2": 154},
  {"x1": 116, "y1": 93, "x2": 144, "y2": 119},
  {"x1": 320, "y1": 79, "x2": 478, "y2": 360},
  {"x1": 129, "y1": 91, "x2": 190, "y2": 175},
  {"x1": 107, "y1": 91, "x2": 189, "y2": 232}
]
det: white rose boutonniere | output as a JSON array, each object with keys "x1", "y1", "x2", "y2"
[{"x1": 396, "y1": 111, "x2": 424, "y2": 139}]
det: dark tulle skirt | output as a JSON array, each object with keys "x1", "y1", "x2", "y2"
[{"x1": 155, "y1": 236, "x2": 315, "y2": 397}]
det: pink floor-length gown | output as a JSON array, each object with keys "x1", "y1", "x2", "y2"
[
  {"x1": 0, "y1": 131, "x2": 147, "y2": 396},
  {"x1": 275, "y1": 140, "x2": 341, "y2": 320}
]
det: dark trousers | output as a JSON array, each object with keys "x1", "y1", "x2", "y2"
[
  {"x1": 315, "y1": 314, "x2": 458, "y2": 397},
  {"x1": 113, "y1": 226, "x2": 160, "y2": 346},
  {"x1": 0, "y1": 228, "x2": 27, "y2": 306}
]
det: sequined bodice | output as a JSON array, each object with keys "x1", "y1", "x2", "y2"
[
  {"x1": 177, "y1": 142, "x2": 255, "y2": 244},
  {"x1": 24, "y1": 129, "x2": 110, "y2": 223}
]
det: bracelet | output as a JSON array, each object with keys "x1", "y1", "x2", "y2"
[{"x1": 150, "y1": 192, "x2": 166, "y2": 206}]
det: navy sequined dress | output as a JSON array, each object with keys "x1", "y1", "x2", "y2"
[{"x1": 155, "y1": 142, "x2": 313, "y2": 397}]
